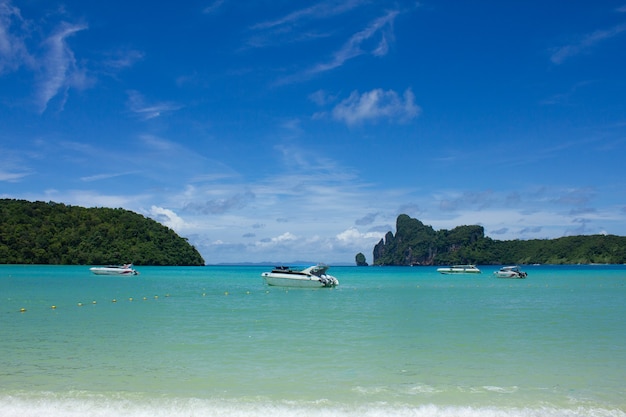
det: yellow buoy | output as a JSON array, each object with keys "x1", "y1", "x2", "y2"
[
  {"x1": 92, "y1": 301, "x2": 97, "y2": 304},
  {"x1": 129, "y1": 297, "x2": 133, "y2": 302},
  {"x1": 19, "y1": 307, "x2": 26, "y2": 312},
  {"x1": 77, "y1": 302, "x2": 83, "y2": 307},
  {"x1": 51, "y1": 305, "x2": 57, "y2": 309},
  {"x1": 112, "y1": 299, "x2": 117, "y2": 303}
]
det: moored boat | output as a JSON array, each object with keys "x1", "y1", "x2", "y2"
[
  {"x1": 494, "y1": 265, "x2": 527, "y2": 279},
  {"x1": 436, "y1": 264, "x2": 481, "y2": 274},
  {"x1": 261, "y1": 264, "x2": 338, "y2": 288},
  {"x1": 90, "y1": 263, "x2": 139, "y2": 276}
]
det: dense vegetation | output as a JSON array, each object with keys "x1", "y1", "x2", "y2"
[
  {"x1": 371, "y1": 214, "x2": 626, "y2": 266},
  {"x1": 0, "y1": 199, "x2": 205, "y2": 266}
]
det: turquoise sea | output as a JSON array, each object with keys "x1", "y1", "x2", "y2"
[{"x1": 1, "y1": 264, "x2": 625, "y2": 417}]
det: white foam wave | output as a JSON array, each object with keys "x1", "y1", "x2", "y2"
[
  {"x1": 482, "y1": 386, "x2": 519, "y2": 394},
  {"x1": 1, "y1": 392, "x2": 624, "y2": 417}
]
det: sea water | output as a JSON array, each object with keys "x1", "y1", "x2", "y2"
[{"x1": 1, "y1": 264, "x2": 624, "y2": 417}]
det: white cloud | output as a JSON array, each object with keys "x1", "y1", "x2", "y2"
[
  {"x1": 149, "y1": 205, "x2": 190, "y2": 232},
  {"x1": 332, "y1": 88, "x2": 421, "y2": 125},
  {"x1": 272, "y1": 232, "x2": 297, "y2": 242},
  {"x1": 336, "y1": 227, "x2": 384, "y2": 244}
]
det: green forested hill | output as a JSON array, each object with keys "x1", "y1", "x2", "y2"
[
  {"x1": 371, "y1": 214, "x2": 626, "y2": 266},
  {"x1": 0, "y1": 199, "x2": 205, "y2": 266}
]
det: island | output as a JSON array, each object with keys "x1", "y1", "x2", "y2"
[
  {"x1": 0, "y1": 199, "x2": 205, "y2": 266},
  {"x1": 365, "y1": 214, "x2": 626, "y2": 266}
]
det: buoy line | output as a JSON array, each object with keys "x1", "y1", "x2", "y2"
[
  {"x1": 14, "y1": 290, "x2": 269, "y2": 313},
  {"x1": 14, "y1": 293, "x2": 173, "y2": 313}
]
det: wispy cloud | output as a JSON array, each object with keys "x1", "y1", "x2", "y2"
[
  {"x1": 102, "y1": 48, "x2": 144, "y2": 70},
  {"x1": 520, "y1": 226, "x2": 543, "y2": 234},
  {"x1": 184, "y1": 191, "x2": 256, "y2": 215},
  {"x1": 126, "y1": 90, "x2": 182, "y2": 120},
  {"x1": 80, "y1": 171, "x2": 139, "y2": 182},
  {"x1": 248, "y1": 2, "x2": 410, "y2": 84},
  {"x1": 2, "y1": 1, "x2": 144, "y2": 112},
  {"x1": 309, "y1": 89, "x2": 338, "y2": 106},
  {"x1": 0, "y1": 169, "x2": 31, "y2": 181},
  {"x1": 255, "y1": 0, "x2": 365, "y2": 29},
  {"x1": 355, "y1": 212, "x2": 380, "y2": 226},
  {"x1": 244, "y1": 0, "x2": 366, "y2": 49},
  {"x1": 0, "y1": 146, "x2": 34, "y2": 182},
  {"x1": 308, "y1": 9, "x2": 398, "y2": 75},
  {"x1": 539, "y1": 81, "x2": 595, "y2": 105},
  {"x1": 332, "y1": 88, "x2": 421, "y2": 125},
  {"x1": 552, "y1": 187, "x2": 596, "y2": 207},
  {"x1": 274, "y1": 9, "x2": 401, "y2": 85},
  {"x1": 550, "y1": 23, "x2": 626, "y2": 64},
  {"x1": 203, "y1": 0, "x2": 226, "y2": 15},
  {"x1": 437, "y1": 190, "x2": 495, "y2": 212},
  {"x1": 36, "y1": 22, "x2": 90, "y2": 113},
  {"x1": 0, "y1": 1, "x2": 35, "y2": 73}
]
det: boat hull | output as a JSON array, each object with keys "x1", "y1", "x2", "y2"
[
  {"x1": 261, "y1": 264, "x2": 338, "y2": 288},
  {"x1": 494, "y1": 273, "x2": 526, "y2": 279},
  {"x1": 262, "y1": 273, "x2": 332, "y2": 288},
  {"x1": 494, "y1": 266, "x2": 527, "y2": 279},
  {"x1": 90, "y1": 267, "x2": 138, "y2": 276},
  {"x1": 437, "y1": 265, "x2": 481, "y2": 274}
]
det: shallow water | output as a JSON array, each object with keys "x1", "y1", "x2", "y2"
[{"x1": 1, "y1": 264, "x2": 625, "y2": 416}]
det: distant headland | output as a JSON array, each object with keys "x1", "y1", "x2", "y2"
[{"x1": 358, "y1": 214, "x2": 626, "y2": 266}]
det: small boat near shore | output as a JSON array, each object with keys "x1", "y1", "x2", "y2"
[
  {"x1": 494, "y1": 266, "x2": 527, "y2": 279},
  {"x1": 90, "y1": 264, "x2": 139, "y2": 276},
  {"x1": 261, "y1": 264, "x2": 338, "y2": 288},
  {"x1": 436, "y1": 264, "x2": 481, "y2": 274}
]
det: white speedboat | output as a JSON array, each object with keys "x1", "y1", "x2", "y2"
[
  {"x1": 90, "y1": 264, "x2": 139, "y2": 276},
  {"x1": 261, "y1": 264, "x2": 339, "y2": 288},
  {"x1": 494, "y1": 266, "x2": 527, "y2": 279},
  {"x1": 436, "y1": 264, "x2": 481, "y2": 274}
]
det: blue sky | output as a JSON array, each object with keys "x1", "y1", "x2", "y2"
[{"x1": 1, "y1": 0, "x2": 626, "y2": 265}]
